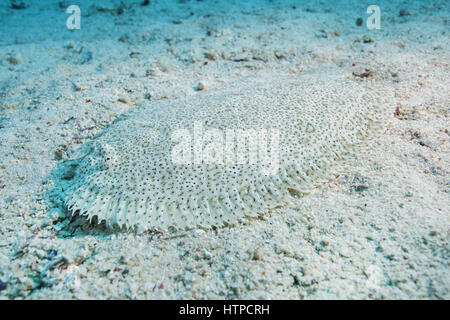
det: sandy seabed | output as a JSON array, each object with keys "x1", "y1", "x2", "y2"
[{"x1": 0, "y1": 0, "x2": 448, "y2": 299}]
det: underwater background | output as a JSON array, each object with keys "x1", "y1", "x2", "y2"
[{"x1": 0, "y1": 0, "x2": 448, "y2": 299}]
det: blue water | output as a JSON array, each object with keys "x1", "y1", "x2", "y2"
[{"x1": 2, "y1": 0, "x2": 447, "y2": 46}]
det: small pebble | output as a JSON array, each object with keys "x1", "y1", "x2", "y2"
[
  {"x1": 274, "y1": 51, "x2": 286, "y2": 60},
  {"x1": 72, "y1": 83, "x2": 82, "y2": 92},
  {"x1": 204, "y1": 52, "x2": 216, "y2": 61},
  {"x1": 0, "y1": 280, "x2": 8, "y2": 292},
  {"x1": 252, "y1": 248, "x2": 264, "y2": 261},
  {"x1": 196, "y1": 82, "x2": 206, "y2": 91},
  {"x1": 11, "y1": 1, "x2": 27, "y2": 10},
  {"x1": 353, "y1": 68, "x2": 373, "y2": 78},
  {"x1": 7, "y1": 55, "x2": 20, "y2": 65},
  {"x1": 202, "y1": 249, "x2": 212, "y2": 260},
  {"x1": 46, "y1": 249, "x2": 58, "y2": 260},
  {"x1": 362, "y1": 35, "x2": 373, "y2": 43}
]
